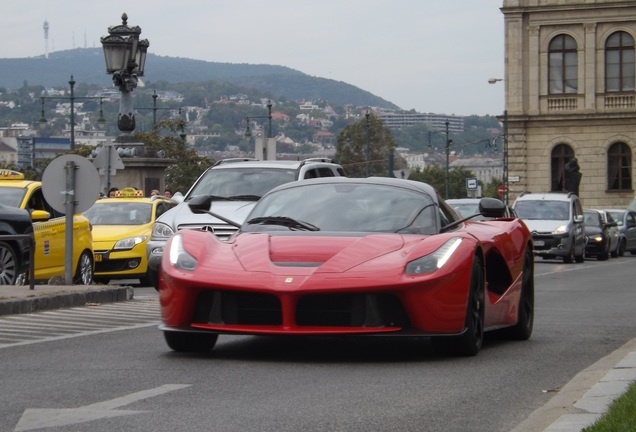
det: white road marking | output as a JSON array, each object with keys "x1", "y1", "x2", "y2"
[{"x1": 14, "y1": 384, "x2": 190, "y2": 431}]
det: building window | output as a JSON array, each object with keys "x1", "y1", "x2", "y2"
[
  {"x1": 549, "y1": 34, "x2": 578, "y2": 94},
  {"x1": 605, "y1": 31, "x2": 635, "y2": 92},
  {"x1": 551, "y1": 144, "x2": 575, "y2": 191},
  {"x1": 607, "y1": 142, "x2": 632, "y2": 191}
]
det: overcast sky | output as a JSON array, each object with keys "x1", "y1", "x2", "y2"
[{"x1": 2, "y1": 1, "x2": 506, "y2": 116}]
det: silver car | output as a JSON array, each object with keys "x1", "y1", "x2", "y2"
[
  {"x1": 146, "y1": 158, "x2": 346, "y2": 288},
  {"x1": 602, "y1": 209, "x2": 636, "y2": 256}
]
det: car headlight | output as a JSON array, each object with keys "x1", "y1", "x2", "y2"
[
  {"x1": 169, "y1": 234, "x2": 197, "y2": 271},
  {"x1": 151, "y1": 222, "x2": 174, "y2": 240},
  {"x1": 553, "y1": 225, "x2": 568, "y2": 235},
  {"x1": 405, "y1": 237, "x2": 463, "y2": 275},
  {"x1": 113, "y1": 235, "x2": 147, "y2": 251},
  {"x1": 591, "y1": 235, "x2": 604, "y2": 243}
]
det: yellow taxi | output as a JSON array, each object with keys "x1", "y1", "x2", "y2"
[
  {"x1": 0, "y1": 169, "x2": 94, "y2": 285},
  {"x1": 83, "y1": 187, "x2": 177, "y2": 286}
]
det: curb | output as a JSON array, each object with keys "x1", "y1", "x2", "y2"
[{"x1": 0, "y1": 286, "x2": 134, "y2": 316}]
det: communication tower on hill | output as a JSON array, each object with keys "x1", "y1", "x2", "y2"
[{"x1": 43, "y1": 20, "x2": 49, "y2": 58}]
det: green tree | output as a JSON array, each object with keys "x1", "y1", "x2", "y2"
[
  {"x1": 133, "y1": 118, "x2": 211, "y2": 194},
  {"x1": 408, "y1": 165, "x2": 478, "y2": 199},
  {"x1": 335, "y1": 114, "x2": 400, "y2": 177}
]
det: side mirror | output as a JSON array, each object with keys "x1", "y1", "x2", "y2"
[
  {"x1": 574, "y1": 215, "x2": 584, "y2": 223},
  {"x1": 188, "y1": 195, "x2": 213, "y2": 214},
  {"x1": 30, "y1": 210, "x2": 51, "y2": 221},
  {"x1": 479, "y1": 197, "x2": 505, "y2": 218}
]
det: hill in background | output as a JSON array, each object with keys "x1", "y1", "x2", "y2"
[{"x1": 0, "y1": 48, "x2": 398, "y2": 109}]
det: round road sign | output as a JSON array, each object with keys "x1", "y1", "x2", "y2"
[
  {"x1": 497, "y1": 185, "x2": 508, "y2": 196},
  {"x1": 42, "y1": 155, "x2": 101, "y2": 214}
]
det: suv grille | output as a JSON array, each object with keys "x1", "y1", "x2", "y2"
[{"x1": 178, "y1": 223, "x2": 239, "y2": 242}]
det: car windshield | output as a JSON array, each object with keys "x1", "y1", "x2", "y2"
[
  {"x1": 450, "y1": 203, "x2": 479, "y2": 217},
  {"x1": 607, "y1": 210, "x2": 624, "y2": 226},
  {"x1": 0, "y1": 187, "x2": 26, "y2": 208},
  {"x1": 244, "y1": 182, "x2": 438, "y2": 234},
  {"x1": 187, "y1": 168, "x2": 297, "y2": 200},
  {"x1": 514, "y1": 200, "x2": 569, "y2": 220},
  {"x1": 84, "y1": 202, "x2": 152, "y2": 225},
  {"x1": 584, "y1": 212, "x2": 601, "y2": 227}
]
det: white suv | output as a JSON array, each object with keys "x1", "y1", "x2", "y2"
[
  {"x1": 146, "y1": 158, "x2": 346, "y2": 286},
  {"x1": 512, "y1": 192, "x2": 586, "y2": 263}
]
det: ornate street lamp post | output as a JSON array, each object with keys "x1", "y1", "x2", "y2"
[{"x1": 100, "y1": 13, "x2": 149, "y2": 140}]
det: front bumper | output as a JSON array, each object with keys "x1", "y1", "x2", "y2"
[
  {"x1": 532, "y1": 233, "x2": 573, "y2": 257},
  {"x1": 146, "y1": 239, "x2": 167, "y2": 272}
]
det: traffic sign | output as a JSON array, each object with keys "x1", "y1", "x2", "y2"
[
  {"x1": 466, "y1": 177, "x2": 478, "y2": 191},
  {"x1": 497, "y1": 185, "x2": 508, "y2": 196}
]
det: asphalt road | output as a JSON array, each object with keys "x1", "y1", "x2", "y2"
[{"x1": 1, "y1": 256, "x2": 635, "y2": 432}]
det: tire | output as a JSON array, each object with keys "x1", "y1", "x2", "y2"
[
  {"x1": 0, "y1": 241, "x2": 19, "y2": 285},
  {"x1": 617, "y1": 239, "x2": 626, "y2": 257},
  {"x1": 574, "y1": 242, "x2": 585, "y2": 263},
  {"x1": 446, "y1": 255, "x2": 485, "y2": 357},
  {"x1": 507, "y1": 247, "x2": 534, "y2": 340},
  {"x1": 563, "y1": 245, "x2": 574, "y2": 263},
  {"x1": 598, "y1": 247, "x2": 609, "y2": 261},
  {"x1": 139, "y1": 269, "x2": 155, "y2": 288},
  {"x1": 164, "y1": 331, "x2": 218, "y2": 352},
  {"x1": 74, "y1": 251, "x2": 94, "y2": 285}
]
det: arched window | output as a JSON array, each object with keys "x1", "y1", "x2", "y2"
[
  {"x1": 607, "y1": 142, "x2": 632, "y2": 191},
  {"x1": 551, "y1": 144, "x2": 575, "y2": 191},
  {"x1": 605, "y1": 31, "x2": 635, "y2": 92},
  {"x1": 549, "y1": 34, "x2": 578, "y2": 94}
]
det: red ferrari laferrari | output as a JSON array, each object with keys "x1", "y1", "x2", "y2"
[{"x1": 159, "y1": 177, "x2": 534, "y2": 356}]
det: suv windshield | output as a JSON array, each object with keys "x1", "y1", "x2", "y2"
[
  {"x1": 514, "y1": 200, "x2": 569, "y2": 220},
  {"x1": 187, "y1": 168, "x2": 297, "y2": 200}
]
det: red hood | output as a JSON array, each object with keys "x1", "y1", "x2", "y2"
[{"x1": 232, "y1": 233, "x2": 405, "y2": 273}]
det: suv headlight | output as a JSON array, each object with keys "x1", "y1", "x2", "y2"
[
  {"x1": 553, "y1": 225, "x2": 568, "y2": 235},
  {"x1": 114, "y1": 235, "x2": 147, "y2": 251},
  {"x1": 169, "y1": 234, "x2": 197, "y2": 271},
  {"x1": 151, "y1": 222, "x2": 174, "y2": 241},
  {"x1": 405, "y1": 238, "x2": 462, "y2": 275}
]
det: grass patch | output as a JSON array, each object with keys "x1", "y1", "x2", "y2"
[{"x1": 582, "y1": 380, "x2": 636, "y2": 432}]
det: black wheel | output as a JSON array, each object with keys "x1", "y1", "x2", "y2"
[
  {"x1": 164, "y1": 331, "x2": 218, "y2": 352},
  {"x1": 0, "y1": 241, "x2": 19, "y2": 285},
  {"x1": 617, "y1": 239, "x2": 626, "y2": 257},
  {"x1": 507, "y1": 247, "x2": 534, "y2": 340},
  {"x1": 445, "y1": 255, "x2": 484, "y2": 357},
  {"x1": 598, "y1": 246, "x2": 610, "y2": 261},
  {"x1": 563, "y1": 245, "x2": 574, "y2": 263},
  {"x1": 74, "y1": 251, "x2": 94, "y2": 285},
  {"x1": 139, "y1": 269, "x2": 155, "y2": 288}
]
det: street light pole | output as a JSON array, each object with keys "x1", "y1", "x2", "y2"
[
  {"x1": 488, "y1": 78, "x2": 509, "y2": 205},
  {"x1": 365, "y1": 111, "x2": 371, "y2": 177},
  {"x1": 445, "y1": 121, "x2": 452, "y2": 199},
  {"x1": 39, "y1": 75, "x2": 107, "y2": 151},
  {"x1": 503, "y1": 109, "x2": 509, "y2": 206},
  {"x1": 243, "y1": 100, "x2": 273, "y2": 159}
]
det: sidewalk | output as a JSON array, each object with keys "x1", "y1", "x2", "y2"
[
  {"x1": 0, "y1": 283, "x2": 133, "y2": 316},
  {"x1": 511, "y1": 337, "x2": 636, "y2": 432}
]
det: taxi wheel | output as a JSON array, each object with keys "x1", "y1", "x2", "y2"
[
  {"x1": 0, "y1": 241, "x2": 19, "y2": 285},
  {"x1": 74, "y1": 251, "x2": 94, "y2": 285}
]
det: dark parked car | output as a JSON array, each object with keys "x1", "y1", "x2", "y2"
[
  {"x1": 583, "y1": 209, "x2": 617, "y2": 260},
  {"x1": 602, "y1": 209, "x2": 636, "y2": 256},
  {"x1": 0, "y1": 203, "x2": 33, "y2": 285}
]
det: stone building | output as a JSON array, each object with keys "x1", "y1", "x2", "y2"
[{"x1": 501, "y1": 0, "x2": 635, "y2": 207}]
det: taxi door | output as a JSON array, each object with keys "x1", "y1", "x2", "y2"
[{"x1": 32, "y1": 217, "x2": 67, "y2": 280}]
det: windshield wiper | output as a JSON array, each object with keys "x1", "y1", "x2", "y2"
[
  {"x1": 246, "y1": 216, "x2": 320, "y2": 231},
  {"x1": 228, "y1": 195, "x2": 261, "y2": 201}
]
